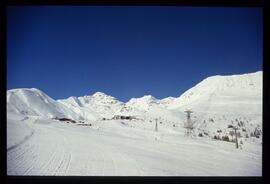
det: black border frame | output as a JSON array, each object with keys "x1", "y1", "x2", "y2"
[{"x1": 1, "y1": 0, "x2": 268, "y2": 184}]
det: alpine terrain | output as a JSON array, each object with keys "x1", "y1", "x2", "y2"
[{"x1": 7, "y1": 71, "x2": 262, "y2": 176}]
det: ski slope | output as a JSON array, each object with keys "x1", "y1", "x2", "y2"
[
  {"x1": 7, "y1": 71, "x2": 262, "y2": 176},
  {"x1": 7, "y1": 112, "x2": 261, "y2": 176}
]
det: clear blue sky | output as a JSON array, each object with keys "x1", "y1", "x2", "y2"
[{"x1": 7, "y1": 6, "x2": 262, "y2": 102}]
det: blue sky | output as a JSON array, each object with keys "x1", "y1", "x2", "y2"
[{"x1": 7, "y1": 6, "x2": 262, "y2": 102}]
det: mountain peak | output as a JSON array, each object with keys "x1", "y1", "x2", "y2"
[
  {"x1": 142, "y1": 95, "x2": 156, "y2": 100},
  {"x1": 92, "y1": 91, "x2": 108, "y2": 97},
  {"x1": 8, "y1": 88, "x2": 49, "y2": 99},
  {"x1": 9, "y1": 87, "x2": 40, "y2": 93},
  {"x1": 169, "y1": 71, "x2": 263, "y2": 109},
  {"x1": 126, "y1": 95, "x2": 159, "y2": 111},
  {"x1": 202, "y1": 71, "x2": 262, "y2": 89}
]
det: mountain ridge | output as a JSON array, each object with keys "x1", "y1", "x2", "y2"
[{"x1": 7, "y1": 71, "x2": 262, "y2": 122}]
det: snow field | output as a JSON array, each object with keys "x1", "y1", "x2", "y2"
[
  {"x1": 6, "y1": 71, "x2": 262, "y2": 176},
  {"x1": 7, "y1": 114, "x2": 261, "y2": 176}
]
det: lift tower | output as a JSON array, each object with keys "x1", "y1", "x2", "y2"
[{"x1": 184, "y1": 110, "x2": 195, "y2": 137}]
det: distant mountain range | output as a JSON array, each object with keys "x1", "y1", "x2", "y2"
[{"x1": 7, "y1": 71, "x2": 262, "y2": 138}]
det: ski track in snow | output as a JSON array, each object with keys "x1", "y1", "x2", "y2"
[
  {"x1": 7, "y1": 117, "x2": 262, "y2": 176},
  {"x1": 7, "y1": 118, "x2": 34, "y2": 152},
  {"x1": 7, "y1": 119, "x2": 72, "y2": 175},
  {"x1": 56, "y1": 126, "x2": 142, "y2": 176}
]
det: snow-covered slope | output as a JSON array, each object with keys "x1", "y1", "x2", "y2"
[
  {"x1": 58, "y1": 92, "x2": 124, "y2": 119},
  {"x1": 7, "y1": 112, "x2": 262, "y2": 176},
  {"x1": 7, "y1": 71, "x2": 262, "y2": 136},
  {"x1": 169, "y1": 71, "x2": 262, "y2": 110},
  {"x1": 7, "y1": 88, "x2": 83, "y2": 120},
  {"x1": 159, "y1": 97, "x2": 177, "y2": 108},
  {"x1": 6, "y1": 71, "x2": 263, "y2": 176},
  {"x1": 126, "y1": 95, "x2": 160, "y2": 111},
  {"x1": 167, "y1": 71, "x2": 262, "y2": 121},
  {"x1": 126, "y1": 95, "x2": 177, "y2": 111},
  {"x1": 166, "y1": 71, "x2": 262, "y2": 139}
]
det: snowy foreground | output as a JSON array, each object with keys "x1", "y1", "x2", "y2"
[{"x1": 7, "y1": 112, "x2": 261, "y2": 176}]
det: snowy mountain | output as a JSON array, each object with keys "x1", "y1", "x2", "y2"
[
  {"x1": 166, "y1": 71, "x2": 262, "y2": 140},
  {"x1": 159, "y1": 97, "x2": 177, "y2": 108},
  {"x1": 125, "y1": 95, "x2": 177, "y2": 110},
  {"x1": 7, "y1": 71, "x2": 262, "y2": 136},
  {"x1": 168, "y1": 71, "x2": 262, "y2": 121},
  {"x1": 7, "y1": 88, "x2": 83, "y2": 120},
  {"x1": 126, "y1": 95, "x2": 160, "y2": 111},
  {"x1": 169, "y1": 71, "x2": 262, "y2": 110},
  {"x1": 57, "y1": 92, "x2": 124, "y2": 119},
  {"x1": 6, "y1": 71, "x2": 263, "y2": 176}
]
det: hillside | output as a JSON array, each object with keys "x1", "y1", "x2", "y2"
[{"x1": 6, "y1": 71, "x2": 262, "y2": 176}]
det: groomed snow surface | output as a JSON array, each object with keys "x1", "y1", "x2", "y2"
[
  {"x1": 7, "y1": 71, "x2": 262, "y2": 176},
  {"x1": 7, "y1": 112, "x2": 261, "y2": 176}
]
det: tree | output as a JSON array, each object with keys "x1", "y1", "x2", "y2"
[
  {"x1": 222, "y1": 135, "x2": 230, "y2": 142},
  {"x1": 254, "y1": 127, "x2": 261, "y2": 137},
  {"x1": 228, "y1": 125, "x2": 234, "y2": 128}
]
